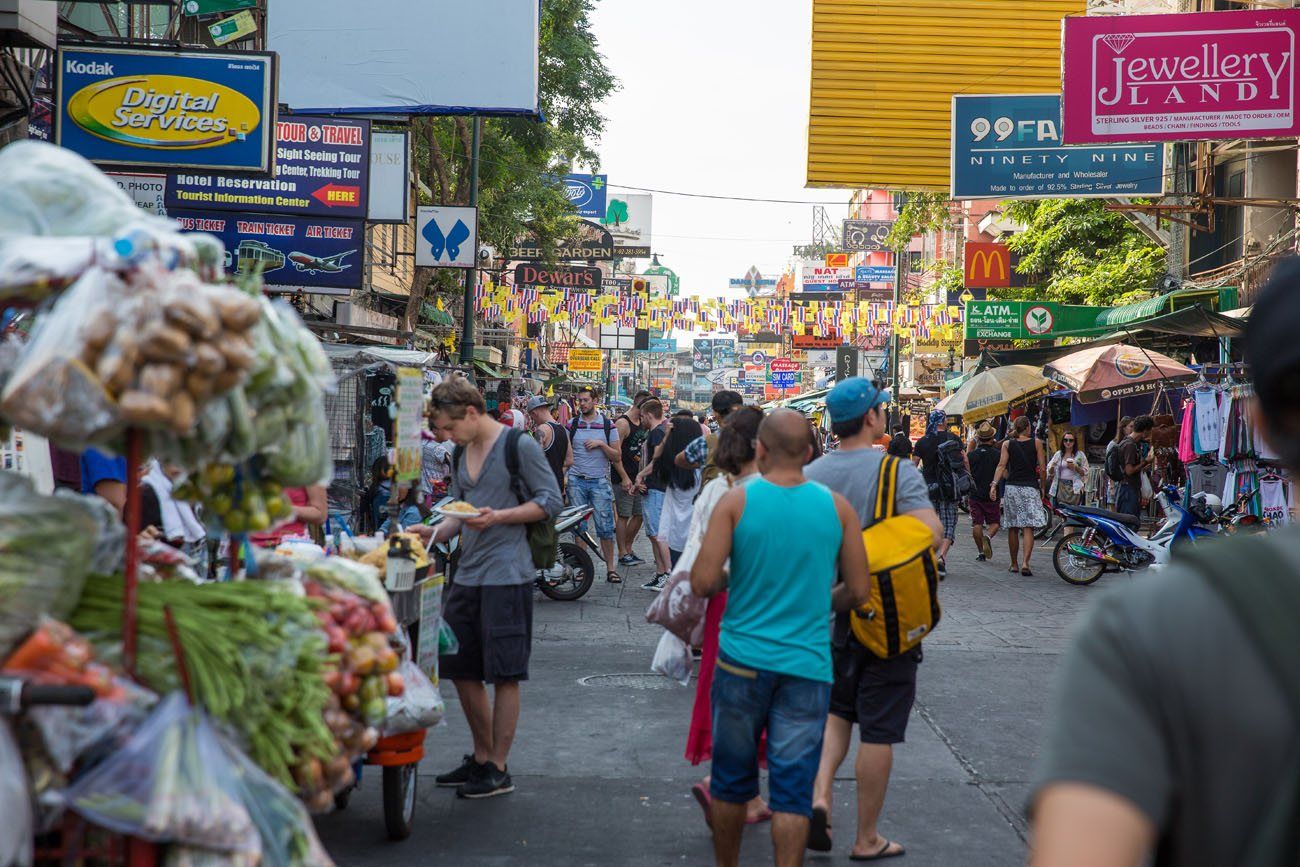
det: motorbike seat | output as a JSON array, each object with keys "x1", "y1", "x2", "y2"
[{"x1": 1065, "y1": 504, "x2": 1141, "y2": 529}]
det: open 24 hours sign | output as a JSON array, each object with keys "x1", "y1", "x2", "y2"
[{"x1": 56, "y1": 46, "x2": 276, "y2": 173}]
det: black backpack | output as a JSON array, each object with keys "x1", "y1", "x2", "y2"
[
  {"x1": 1105, "y1": 443, "x2": 1126, "y2": 483},
  {"x1": 936, "y1": 437, "x2": 974, "y2": 500},
  {"x1": 452, "y1": 429, "x2": 557, "y2": 569}
]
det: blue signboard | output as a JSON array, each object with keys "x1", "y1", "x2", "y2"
[
  {"x1": 855, "y1": 265, "x2": 895, "y2": 283},
  {"x1": 647, "y1": 336, "x2": 677, "y2": 354},
  {"x1": 769, "y1": 371, "x2": 799, "y2": 389},
  {"x1": 170, "y1": 208, "x2": 362, "y2": 295},
  {"x1": 166, "y1": 116, "x2": 370, "y2": 218},
  {"x1": 951, "y1": 94, "x2": 1165, "y2": 200},
  {"x1": 56, "y1": 46, "x2": 276, "y2": 173},
  {"x1": 563, "y1": 173, "x2": 608, "y2": 220}
]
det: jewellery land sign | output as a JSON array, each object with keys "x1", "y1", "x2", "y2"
[
  {"x1": 166, "y1": 116, "x2": 370, "y2": 218},
  {"x1": 56, "y1": 46, "x2": 276, "y2": 173},
  {"x1": 562, "y1": 173, "x2": 607, "y2": 220},
  {"x1": 841, "y1": 220, "x2": 893, "y2": 253},
  {"x1": 1062, "y1": 10, "x2": 1300, "y2": 145},
  {"x1": 170, "y1": 209, "x2": 362, "y2": 295},
  {"x1": 952, "y1": 94, "x2": 1165, "y2": 199}
]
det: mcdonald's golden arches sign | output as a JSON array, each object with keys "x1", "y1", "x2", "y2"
[{"x1": 964, "y1": 242, "x2": 1011, "y2": 289}]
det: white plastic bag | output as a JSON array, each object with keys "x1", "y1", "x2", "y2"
[
  {"x1": 645, "y1": 568, "x2": 707, "y2": 646},
  {"x1": 650, "y1": 631, "x2": 694, "y2": 687},
  {"x1": 0, "y1": 723, "x2": 33, "y2": 867},
  {"x1": 382, "y1": 661, "x2": 444, "y2": 735}
]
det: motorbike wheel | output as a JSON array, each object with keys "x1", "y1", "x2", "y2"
[
  {"x1": 537, "y1": 541, "x2": 595, "y2": 602},
  {"x1": 1053, "y1": 535, "x2": 1106, "y2": 586}
]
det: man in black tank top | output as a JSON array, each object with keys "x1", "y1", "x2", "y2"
[{"x1": 527, "y1": 396, "x2": 571, "y2": 493}]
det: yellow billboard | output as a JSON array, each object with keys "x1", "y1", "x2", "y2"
[
  {"x1": 807, "y1": 0, "x2": 1084, "y2": 191},
  {"x1": 567, "y1": 348, "x2": 604, "y2": 372}
]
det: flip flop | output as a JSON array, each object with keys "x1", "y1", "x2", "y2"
[
  {"x1": 849, "y1": 838, "x2": 906, "y2": 861},
  {"x1": 691, "y1": 783, "x2": 712, "y2": 830},
  {"x1": 745, "y1": 806, "x2": 773, "y2": 825},
  {"x1": 1008, "y1": 565, "x2": 1020, "y2": 574},
  {"x1": 807, "y1": 806, "x2": 833, "y2": 852},
  {"x1": 1021, "y1": 567, "x2": 1034, "y2": 577},
  {"x1": 606, "y1": 572, "x2": 623, "y2": 584}
]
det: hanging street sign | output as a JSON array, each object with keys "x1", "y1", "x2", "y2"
[
  {"x1": 182, "y1": 0, "x2": 257, "y2": 15},
  {"x1": 729, "y1": 265, "x2": 778, "y2": 296},
  {"x1": 825, "y1": 252, "x2": 849, "y2": 268},
  {"x1": 855, "y1": 265, "x2": 895, "y2": 283},
  {"x1": 567, "y1": 348, "x2": 603, "y2": 372},
  {"x1": 562, "y1": 173, "x2": 607, "y2": 220},
  {"x1": 208, "y1": 10, "x2": 258, "y2": 46},
  {"x1": 842, "y1": 220, "x2": 893, "y2": 252},
  {"x1": 416, "y1": 206, "x2": 478, "y2": 268},
  {"x1": 770, "y1": 357, "x2": 800, "y2": 373}
]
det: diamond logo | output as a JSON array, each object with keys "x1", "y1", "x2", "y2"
[{"x1": 1102, "y1": 33, "x2": 1136, "y2": 54}]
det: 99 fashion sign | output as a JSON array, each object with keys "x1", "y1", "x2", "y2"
[{"x1": 56, "y1": 46, "x2": 276, "y2": 173}]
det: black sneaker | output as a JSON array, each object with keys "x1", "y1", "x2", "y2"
[
  {"x1": 622, "y1": 552, "x2": 646, "y2": 565},
  {"x1": 938, "y1": 559, "x2": 948, "y2": 579},
  {"x1": 975, "y1": 553, "x2": 987, "y2": 562},
  {"x1": 641, "y1": 573, "x2": 666, "y2": 591},
  {"x1": 457, "y1": 761, "x2": 515, "y2": 799},
  {"x1": 436, "y1": 754, "x2": 483, "y2": 788}
]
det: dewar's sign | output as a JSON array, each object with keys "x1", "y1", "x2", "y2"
[
  {"x1": 1063, "y1": 10, "x2": 1300, "y2": 144},
  {"x1": 57, "y1": 46, "x2": 276, "y2": 172}
]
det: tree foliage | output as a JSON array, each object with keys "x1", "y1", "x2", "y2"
[
  {"x1": 404, "y1": 0, "x2": 617, "y2": 324},
  {"x1": 1000, "y1": 199, "x2": 1166, "y2": 307},
  {"x1": 885, "y1": 192, "x2": 950, "y2": 253}
]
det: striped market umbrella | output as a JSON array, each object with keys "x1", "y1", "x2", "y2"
[
  {"x1": 1043, "y1": 343, "x2": 1195, "y2": 404},
  {"x1": 936, "y1": 365, "x2": 1054, "y2": 423}
]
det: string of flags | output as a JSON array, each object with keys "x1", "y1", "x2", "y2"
[{"x1": 473, "y1": 282, "x2": 965, "y2": 342}]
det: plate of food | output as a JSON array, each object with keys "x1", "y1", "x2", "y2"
[{"x1": 436, "y1": 500, "x2": 482, "y2": 518}]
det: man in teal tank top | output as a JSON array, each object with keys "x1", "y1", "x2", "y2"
[{"x1": 692, "y1": 409, "x2": 870, "y2": 867}]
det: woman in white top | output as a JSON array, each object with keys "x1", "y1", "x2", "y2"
[{"x1": 1048, "y1": 432, "x2": 1089, "y2": 507}]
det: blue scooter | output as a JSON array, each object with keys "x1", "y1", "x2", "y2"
[{"x1": 1050, "y1": 485, "x2": 1217, "y2": 585}]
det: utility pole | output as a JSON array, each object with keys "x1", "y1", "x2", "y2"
[
  {"x1": 890, "y1": 248, "x2": 905, "y2": 407},
  {"x1": 458, "y1": 117, "x2": 482, "y2": 367}
]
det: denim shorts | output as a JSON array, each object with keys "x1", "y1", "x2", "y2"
[
  {"x1": 643, "y1": 487, "x2": 665, "y2": 539},
  {"x1": 710, "y1": 654, "x2": 831, "y2": 817},
  {"x1": 568, "y1": 474, "x2": 616, "y2": 540}
]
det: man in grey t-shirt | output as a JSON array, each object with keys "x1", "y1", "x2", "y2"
[
  {"x1": 803, "y1": 378, "x2": 942, "y2": 861},
  {"x1": 419, "y1": 376, "x2": 562, "y2": 801},
  {"x1": 1030, "y1": 258, "x2": 1300, "y2": 866}
]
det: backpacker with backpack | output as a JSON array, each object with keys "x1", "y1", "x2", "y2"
[
  {"x1": 1105, "y1": 442, "x2": 1126, "y2": 483},
  {"x1": 452, "y1": 429, "x2": 557, "y2": 569},
  {"x1": 850, "y1": 456, "x2": 942, "y2": 659},
  {"x1": 936, "y1": 438, "x2": 974, "y2": 500}
]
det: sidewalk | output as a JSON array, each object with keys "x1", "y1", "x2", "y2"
[{"x1": 317, "y1": 521, "x2": 1106, "y2": 865}]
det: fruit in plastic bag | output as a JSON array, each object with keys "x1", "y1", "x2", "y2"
[
  {"x1": 381, "y1": 660, "x2": 444, "y2": 735},
  {"x1": 63, "y1": 693, "x2": 260, "y2": 854},
  {"x1": 650, "y1": 630, "x2": 694, "y2": 687}
]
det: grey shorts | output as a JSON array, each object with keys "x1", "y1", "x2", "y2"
[
  {"x1": 614, "y1": 485, "x2": 643, "y2": 518},
  {"x1": 439, "y1": 581, "x2": 534, "y2": 684}
]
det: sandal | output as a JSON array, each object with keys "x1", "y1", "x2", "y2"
[
  {"x1": 691, "y1": 783, "x2": 712, "y2": 829},
  {"x1": 850, "y1": 838, "x2": 906, "y2": 861},
  {"x1": 807, "y1": 806, "x2": 833, "y2": 852},
  {"x1": 1021, "y1": 567, "x2": 1033, "y2": 577},
  {"x1": 606, "y1": 571, "x2": 623, "y2": 584},
  {"x1": 1008, "y1": 564, "x2": 1021, "y2": 574}
]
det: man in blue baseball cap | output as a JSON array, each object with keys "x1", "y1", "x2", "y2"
[{"x1": 803, "y1": 377, "x2": 942, "y2": 861}]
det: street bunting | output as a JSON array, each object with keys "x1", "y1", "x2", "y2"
[
  {"x1": 951, "y1": 94, "x2": 1165, "y2": 199},
  {"x1": 56, "y1": 46, "x2": 276, "y2": 173},
  {"x1": 416, "y1": 206, "x2": 478, "y2": 269},
  {"x1": 171, "y1": 208, "x2": 363, "y2": 295},
  {"x1": 567, "y1": 348, "x2": 603, "y2": 372},
  {"x1": 1062, "y1": 10, "x2": 1300, "y2": 144},
  {"x1": 842, "y1": 220, "x2": 893, "y2": 252},
  {"x1": 167, "y1": 116, "x2": 370, "y2": 218}
]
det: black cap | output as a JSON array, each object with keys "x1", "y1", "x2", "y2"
[{"x1": 1245, "y1": 257, "x2": 1300, "y2": 414}]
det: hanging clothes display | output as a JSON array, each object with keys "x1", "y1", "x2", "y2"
[
  {"x1": 1177, "y1": 399, "x2": 1196, "y2": 463},
  {"x1": 1260, "y1": 476, "x2": 1292, "y2": 526},
  {"x1": 1192, "y1": 387, "x2": 1221, "y2": 455}
]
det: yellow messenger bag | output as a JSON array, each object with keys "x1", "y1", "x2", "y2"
[{"x1": 850, "y1": 455, "x2": 942, "y2": 658}]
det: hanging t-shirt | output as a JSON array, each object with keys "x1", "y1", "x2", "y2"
[
  {"x1": 1192, "y1": 389, "x2": 1220, "y2": 455},
  {"x1": 1186, "y1": 463, "x2": 1228, "y2": 506},
  {"x1": 1260, "y1": 478, "x2": 1291, "y2": 525}
]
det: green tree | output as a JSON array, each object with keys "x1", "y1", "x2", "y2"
[
  {"x1": 405, "y1": 0, "x2": 618, "y2": 325},
  {"x1": 1000, "y1": 199, "x2": 1166, "y2": 307},
  {"x1": 884, "y1": 192, "x2": 950, "y2": 253}
]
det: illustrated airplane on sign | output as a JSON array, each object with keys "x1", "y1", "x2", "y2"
[{"x1": 287, "y1": 250, "x2": 354, "y2": 274}]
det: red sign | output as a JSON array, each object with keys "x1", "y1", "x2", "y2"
[
  {"x1": 792, "y1": 334, "x2": 838, "y2": 350},
  {"x1": 1062, "y1": 10, "x2": 1300, "y2": 144},
  {"x1": 964, "y1": 242, "x2": 1011, "y2": 289},
  {"x1": 769, "y1": 357, "x2": 800, "y2": 373},
  {"x1": 514, "y1": 263, "x2": 602, "y2": 290},
  {"x1": 825, "y1": 252, "x2": 849, "y2": 268}
]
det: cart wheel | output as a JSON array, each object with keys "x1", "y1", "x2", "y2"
[{"x1": 382, "y1": 763, "x2": 418, "y2": 840}]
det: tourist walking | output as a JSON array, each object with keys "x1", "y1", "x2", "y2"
[
  {"x1": 636, "y1": 399, "x2": 674, "y2": 587},
  {"x1": 886, "y1": 425, "x2": 912, "y2": 460},
  {"x1": 990, "y1": 416, "x2": 1047, "y2": 576},
  {"x1": 804, "y1": 379, "x2": 941, "y2": 862},
  {"x1": 691, "y1": 409, "x2": 869, "y2": 867},
  {"x1": 418, "y1": 376, "x2": 563, "y2": 799},
  {"x1": 1047, "y1": 432, "x2": 1088, "y2": 508},
  {"x1": 659, "y1": 414, "x2": 705, "y2": 567},
  {"x1": 1115, "y1": 416, "x2": 1154, "y2": 520},
  {"x1": 527, "y1": 396, "x2": 571, "y2": 494},
  {"x1": 912, "y1": 410, "x2": 964, "y2": 574},
  {"x1": 1104, "y1": 416, "x2": 1133, "y2": 507},
  {"x1": 1030, "y1": 258, "x2": 1300, "y2": 867},
  {"x1": 567, "y1": 387, "x2": 632, "y2": 584},
  {"x1": 676, "y1": 390, "x2": 745, "y2": 486},
  {"x1": 967, "y1": 423, "x2": 1002, "y2": 562},
  {"x1": 614, "y1": 392, "x2": 651, "y2": 567}
]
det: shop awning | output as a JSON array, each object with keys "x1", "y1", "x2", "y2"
[
  {"x1": 1095, "y1": 288, "x2": 1224, "y2": 328},
  {"x1": 472, "y1": 360, "x2": 513, "y2": 379},
  {"x1": 321, "y1": 343, "x2": 440, "y2": 368},
  {"x1": 1119, "y1": 305, "x2": 1246, "y2": 338},
  {"x1": 980, "y1": 335, "x2": 1127, "y2": 370}
]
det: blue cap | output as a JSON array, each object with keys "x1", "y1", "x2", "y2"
[{"x1": 826, "y1": 377, "x2": 889, "y2": 423}]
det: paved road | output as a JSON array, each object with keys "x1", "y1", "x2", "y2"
[{"x1": 316, "y1": 520, "x2": 1112, "y2": 865}]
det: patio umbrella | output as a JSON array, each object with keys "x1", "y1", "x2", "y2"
[
  {"x1": 1044, "y1": 343, "x2": 1195, "y2": 405},
  {"x1": 936, "y1": 365, "x2": 1054, "y2": 422}
]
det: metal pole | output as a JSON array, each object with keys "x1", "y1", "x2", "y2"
[
  {"x1": 891, "y1": 249, "x2": 905, "y2": 406},
  {"x1": 458, "y1": 117, "x2": 482, "y2": 367}
]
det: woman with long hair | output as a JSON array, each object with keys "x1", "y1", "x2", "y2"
[
  {"x1": 676, "y1": 407, "x2": 770, "y2": 827},
  {"x1": 658, "y1": 415, "x2": 705, "y2": 565},
  {"x1": 991, "y1": 416, "x2": 1048, "y2": 575},
  {"x1": 1047, "y1": 431, "x2": 1089, "y2": 508}
]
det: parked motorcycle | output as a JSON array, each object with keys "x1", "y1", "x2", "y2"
[
  {"x1": 536, "y1": 505, "x2": 598, "y2": 601},
  {"x1": 1051, "y1": 485, "x2": 1217, "y2": 586}
]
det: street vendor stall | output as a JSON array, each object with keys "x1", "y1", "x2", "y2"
[{"x1": 0, "y1": 141, "x2": 445, "y2": 865}]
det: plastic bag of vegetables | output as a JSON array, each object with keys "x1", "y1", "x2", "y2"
[
  {"x1": 382, "y1": 659, "x2": 443, "y2": 735},
  {"x1": 0, "y1": 471, "x2": 99, "y2": 659},
  {"x1": 0, "y1": 723, "x2": 33, "y2": 867},
  {"x1": 63, "y1": 693, "x2": 261, "y2": 855}
]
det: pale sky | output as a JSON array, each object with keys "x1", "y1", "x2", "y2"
[{"x1": 589, "y1": 0, "x2": 851, "y2": 302}]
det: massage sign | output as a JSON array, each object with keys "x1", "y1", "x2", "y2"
[
  {"x1": 1063, "y1": 10, "x2": 1300, "y2": 144},
  {"x1": 56, "y1": 46, "x2": 276, "y2": 172}
]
